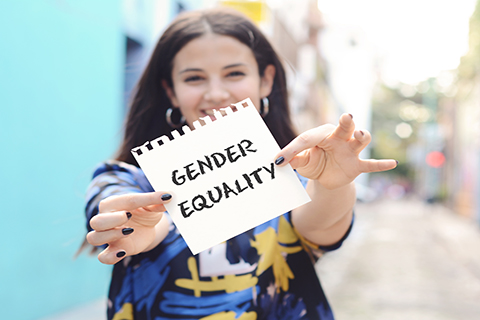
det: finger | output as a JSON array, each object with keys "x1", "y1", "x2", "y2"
[
  {"x1": 98, "y1": 246, "x2": 127, "y2": 265},
  {"x1": 331, "y1": 113, "x2": 355, "y2": 141},
  {"x1": 274, "y1": 124, "x2": 335, "y2": 166},
  {"x1": 288, "y1": 150, "x2": 311, "y2": 170},
  {"x1": 359, "y1": 159, "x2": 398, "y2": 173},
  {"x1": 143, "y1": 204, "x2": 168, "y2": 213},
  {"x1": 349, "y1": 129, "x2": 372, "y2": 154},
  {"x1": 86, "y1": 227, "x2": 134, "y2": 247},
  {"x1": 99, "y1": 191, "x2": 172, "y2": 213},
  {"x1": 90, "y1": 211, "x2": 131, "y2": 231}
]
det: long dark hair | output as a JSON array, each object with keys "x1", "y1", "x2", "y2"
[{"x1": 116, "y1": 8, "x2": 297, "y2": 166}]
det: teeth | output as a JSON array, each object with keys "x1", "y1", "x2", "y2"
[
  {"x1": 202, "y1": 107, "x2": 233, "y2": 117},
  {"x1": 203, "y1": 109, "x2": 224, "y2": 116}
]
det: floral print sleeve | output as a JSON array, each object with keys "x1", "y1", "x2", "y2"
[{"x1": 85, "y1": 160, "x2": 154, "y2": 232}]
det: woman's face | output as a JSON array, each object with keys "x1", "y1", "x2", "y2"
[{"x1": 164, "y1": 33, "x2": 275, "y2": 127}]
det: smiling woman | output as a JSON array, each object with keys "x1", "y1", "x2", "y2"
[
  {"x1": 162, "y1": 33, "x2": 275, "y2": 127},
  {"x1": 83, "y1": 6, "x2": 396, "y2": 320},
  {"x1": 114, "y1": 9, "x2": 296, "y2": 166}
]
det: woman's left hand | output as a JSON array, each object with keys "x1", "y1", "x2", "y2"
[{"x1": 275, "y1": 113, "x2": 397, "y2": 190}]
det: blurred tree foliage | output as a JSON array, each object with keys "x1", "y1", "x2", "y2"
[
  {"x1": 369, "y1": 0, "x2": 480, "y2": 195},
  {"x1": 370, "y1": 83, "x2": 420, "y2": 182}
]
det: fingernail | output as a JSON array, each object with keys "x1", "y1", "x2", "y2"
[
  {"x1": 122, "y1": 227, "x2": 134, "y2": 235},
  {"x1": 396, "y1": 160, "x2": 399, "y2": 165},
  {"x1": 275, "y1": 156, "x2": 285, "y2": 165},
  {"x1": 116, "y1": 251, "x2": 126, "y2": 258},
  {"x1": 349, "y1": 114, "x2": 353, "y2": 118},
  {"x1": 126, "y1": 212, "x2": 132, "y2": 219},
  {"x1": 161, "y1": 193, "x2": 172, "y2": 201},
  {"x1": 360, "y1": 130, "x2": 364, "y2": 136}
]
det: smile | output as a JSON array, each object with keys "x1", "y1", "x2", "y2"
[{"x1": 201, "y1": 106, "x2": 238, "y2": 120}]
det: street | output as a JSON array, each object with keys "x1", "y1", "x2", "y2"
[{"x1": 317, "y1": 197, "x2": 480, "y2": 320}]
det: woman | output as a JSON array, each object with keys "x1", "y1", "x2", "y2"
[{"x1": 85, "y1": 7, "x2": 396, "y2": 319}]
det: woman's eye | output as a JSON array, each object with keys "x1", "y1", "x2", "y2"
[
  {"x1": 227, "y1": 71, "x2": 245, "y2": 77},
  {"x1": 184, "y1": 75, "x2": 203, "y2": 82}
]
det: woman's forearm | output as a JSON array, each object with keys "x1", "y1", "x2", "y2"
[{"x1": 292, "y1": 180, "x2": 356, "y2": 246}]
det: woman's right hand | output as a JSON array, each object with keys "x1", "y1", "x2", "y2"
[{"x1": 86, "y1": 192, "x2": 172, "y2": 264}]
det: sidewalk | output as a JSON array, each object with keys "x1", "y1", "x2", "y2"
[{"x1": 316, "y1": 197, "x2": 480, "y2": 320}]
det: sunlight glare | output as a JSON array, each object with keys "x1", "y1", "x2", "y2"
[{"x1": 317, "y1": 0, "x2": 477, "y2": 84}]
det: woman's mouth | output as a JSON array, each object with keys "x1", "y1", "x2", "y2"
[{"x1": 201, "y1": 106, "x2": 238, "y2": 120}]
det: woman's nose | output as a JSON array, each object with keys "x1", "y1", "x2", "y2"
[{"x1": 204, "y1": 79, "x2": 230, "y2": 103}]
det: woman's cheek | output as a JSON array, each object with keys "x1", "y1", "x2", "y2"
[
  {"x1": 178, "y1": 87, "x2": 203, "y2": 108},
  {"x1": 230, "y1": 81, "x2": 260, "y2": 102}
]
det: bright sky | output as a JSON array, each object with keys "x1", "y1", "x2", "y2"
[{"x1": 317, "y1": 0, "x2": 477, "y2": 84}]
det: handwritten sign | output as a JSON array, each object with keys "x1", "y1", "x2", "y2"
[{"x1": 132, "y1": 98, "x2": 310, "y2": 254}]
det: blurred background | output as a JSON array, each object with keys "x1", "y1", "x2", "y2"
[{"x1": 1, "y1": 0, "x2": 479, "y2": 319}]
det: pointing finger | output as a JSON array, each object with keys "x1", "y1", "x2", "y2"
[
  {"x1": 349, "y1": 129, "x2": 372, "y2": 154},
  {"x1": 99, "y1": 192, "x2": 172, "y2": 213},
  {"x1": 90, "y1": 211, "x2": 131, "y2": 231},
  {"x1": 331, "y1": 113, "x2": 355, "y2": 141},
  {"x1": 86, "y1": 227, "x2": 134, "y2": 247},
  {"x1": 98, "y1": 246, "x2": 127, "y2": 265},
  {"x1": 359, "y1": 159, "x2": 398, "y2": 173}
]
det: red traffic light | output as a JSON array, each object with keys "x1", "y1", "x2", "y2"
[{"x1": 426, "y1": 151, "x2": 445, "y2": 168}]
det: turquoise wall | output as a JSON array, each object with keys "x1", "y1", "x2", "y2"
[{"x1": 0, "y1": 1, "x2": 123, "y2": 318}]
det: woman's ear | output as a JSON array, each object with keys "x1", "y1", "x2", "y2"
[
  {"x1": 161, "y1": 80, "x2": 179, "y2": 107},
  {"x1": 260, "y1": 64, "x2": 276, "y2": 98}
]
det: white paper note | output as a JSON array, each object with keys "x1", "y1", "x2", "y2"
[{"x1": 132, "y1": 98, "x2": 310, "y2": 254}]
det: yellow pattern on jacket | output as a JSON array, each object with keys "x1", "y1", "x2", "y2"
[{"x1": 250, "y1": 215, "x2": 302, "y2": 292}]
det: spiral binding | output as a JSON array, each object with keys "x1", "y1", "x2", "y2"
[{"x1": 131, "y1": 98, "x2": 254, "y2": 156}]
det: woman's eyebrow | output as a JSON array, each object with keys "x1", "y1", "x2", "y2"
[
  {"x1": 179, "y1": 64, "x2": 246, "y2": 74},
  {"x1": 179, "y1": 68, "x2": 203, "y2": 74},
  {"x1": 224, "y1": 63, "x2": 246, "y2": 69}
]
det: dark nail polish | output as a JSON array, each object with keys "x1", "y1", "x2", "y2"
[
  {"x1": 126, "y1": 212, "x2": 132, "y2": 219},
  {"x1": 161, "y1": 193, "x2": 172, "y2": 201},
  {"x1": 122, "y1": 228, "x2": 134, "y2": 235},
  {"x1": 275, "y1": 156, "x2": 285, "y2": 165},
  {"x1": 116, "y1": 251, "x2": 126, "y2": 258}
]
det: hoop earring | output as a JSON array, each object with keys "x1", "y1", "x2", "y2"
[
  {"x1": 166, "y1": 107, "x2": 185, "y2": 128},
  {"x1": 260, "y1": 97, "x2": 269, "y2": 117}
]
